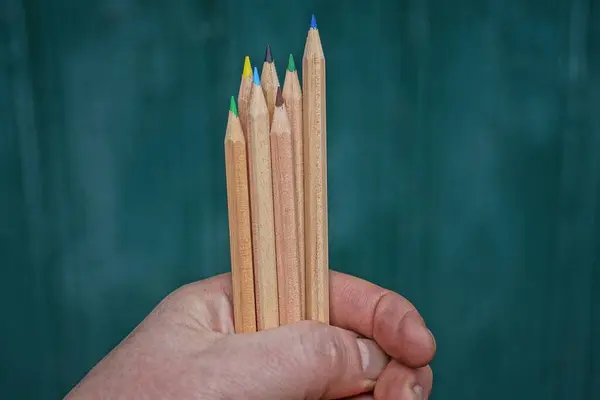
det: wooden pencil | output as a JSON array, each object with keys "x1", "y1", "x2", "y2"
[
  {"x1": 238, "y1": 56, "x2": 254, "y2": 261},
  {"x1": 282, "y1": 54, "x2": 305, "y2": 319},
  {"x1": 270, "y1": 87, "x2": 302, "y2": 325},
  {"x1": 302, "y1": 14, "x2": 329, "y2": 324},
  {"x1": 224, "y1": 96, "x2": 257, "y2": 333},
  {"x1": 247, "y1": 66, "x2": 279, "y2": 330},
  {"x1": 237, "y1": 56, "x2": 253, "y2": 135},
  {"x1": 261, "y1": 45, "x2": 281, "y2": 124}
]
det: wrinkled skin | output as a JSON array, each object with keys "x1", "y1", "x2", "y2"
[{"x1": 66, "y1": 271, "x2": 436, "y2": 400}]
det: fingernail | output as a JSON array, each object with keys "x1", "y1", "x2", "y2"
[
  {"x1": 413, "y1": 385, "x2": 424, "y2": 400},
  {"x1": 356, "y1": 338, "x2": 388, "y2": 381},
  {"x1": 428, "y1": 328, "x2": 436, "y2": 349}
]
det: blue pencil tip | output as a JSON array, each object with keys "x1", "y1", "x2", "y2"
[
  {"x1": 253, "y1": 66, "x2": 260, "y2": 85},
  {"x1": 310, "y1": 14, "x2": 317, "y2": 29}
]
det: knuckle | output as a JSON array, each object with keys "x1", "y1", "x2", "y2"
[
  {"x1": 155, "y1": 282, "x2": 228, "y2": 327},
  {"x1": 296, "y1": 322, "x2": 352, "y2": 371}
]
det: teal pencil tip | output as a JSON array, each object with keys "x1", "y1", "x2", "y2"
[
  {"x1": 253, "y1": 66, "x2": 260, "y2": 85},
  {"x1": 310, "y1": 14, "x2": 317, "y2": 29}
]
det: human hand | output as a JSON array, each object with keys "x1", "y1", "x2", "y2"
[{"x1": 66, "y1": 271, "x2": 436, "y2": 399}]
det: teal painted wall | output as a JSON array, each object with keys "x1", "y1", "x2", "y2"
[{"x1": 1, "y1": 0, "x2": 599, "y2": 398}]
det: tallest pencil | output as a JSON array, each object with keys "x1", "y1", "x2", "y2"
[{"x1": 303, "y1": 14, "x2": 329, "y2": 324}]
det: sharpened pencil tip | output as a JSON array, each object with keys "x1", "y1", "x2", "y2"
[
  {"x1": 253, "y1": 66, "x2": 260, "y2": 85},
  {"x1": 264, "y1": 44, "x2": 273, "y2": 63},
  {"x1": 275, "y1": 86, "x2": 283, "y2": 107},
  {"x1": 310, "y1": 14, "x2": 317, "y2": 29},
  {"x1": 229, "y1": 96, "x2": 238, "y2": 117},
  {"x1": 242, "y1": 56, "x2": 252, "y2": 78},
  {"x1": 287, "y1": 54, "x2": 296, "y2": 72}
]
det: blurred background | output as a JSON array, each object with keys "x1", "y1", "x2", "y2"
[{"x1": 1, "y1": 0, "x2": 599, "y2": 398}]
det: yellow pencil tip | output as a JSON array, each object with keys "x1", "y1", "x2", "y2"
[{"x1": 242, "y1": 56, "x2": 252, "y2": 78}]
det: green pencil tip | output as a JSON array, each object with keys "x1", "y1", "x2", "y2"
[
  {"x1": 287, "y1": 54, "x2": 296, "y2": 72},
  {"x1": 229, "y1": 96, "x2": 238, "y2": 117}
]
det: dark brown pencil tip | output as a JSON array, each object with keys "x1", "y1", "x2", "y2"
[
  {"x1": 275, "y1": 86, "x2": 283, "y2": 107},
  {"x1": 265, "y1": 44, "x2": 273, "y2": 63}
]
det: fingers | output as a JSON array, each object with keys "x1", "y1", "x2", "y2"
[
  {"x1": 415, "y1": 366, "x2": 433, "y2": 398},
  {"x1": 373, "y1": 361, "x2": 433, "y2": 400},
  {"x1": 176, "y1": 271, "x2": 436, "y2": 367},
  {"x1": 212, "y1": 321, "x2": 389, "y2": 400},
  {"x1": 330, "y1": 271, "x2": 436, "y2": 367}
]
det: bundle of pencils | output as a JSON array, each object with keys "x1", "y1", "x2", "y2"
[{"x1": 224, "y1": 15, "x2": 329, "y2": 333}]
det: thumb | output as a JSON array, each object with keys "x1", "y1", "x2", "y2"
[{"x1": 212, "y1": 320, "x2": 389, "y2": 400}]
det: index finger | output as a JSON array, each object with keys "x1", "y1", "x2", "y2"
[{"x1": 330, "y1": 271, "x2": 436, "y2": 368}]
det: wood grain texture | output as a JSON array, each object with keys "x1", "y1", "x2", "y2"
[
  {"x1": 261, "y1": 62, "x2": 280, "y2": 125},
  {"x1": 247, "y1": 82, "x2": 279, "y2": 330},
  {"x1": 282, "y1": 68, "x2": 305, "y2": 319},
  {"x1": 270, "y1": 101, "x2": 302, "y2": 325},
  {"x1": 238, "y1": 75, "x2": 253, "y2": 136},
  {"x1": 224, "y1": 110, "x2": 257, "y2": 333},
  {"x1": 302, "y1": 28, "x2": 329, "y2": 324}
]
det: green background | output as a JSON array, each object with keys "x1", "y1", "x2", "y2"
[{"x1": 1, "y1": 0, "x2": 599, "y2": 398}]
